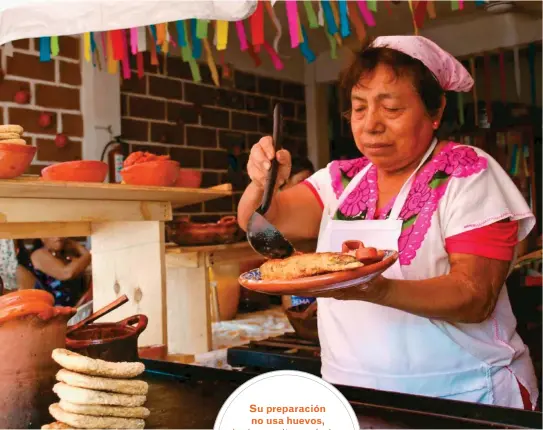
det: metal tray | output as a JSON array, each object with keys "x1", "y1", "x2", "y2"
[{"x1": 142, "y1": 359, "x2": 542, "y2": 429}]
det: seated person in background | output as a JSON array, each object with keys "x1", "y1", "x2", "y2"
[
  {"x1": 281, "y1": 156, "x2": 315, "y2": 190},
  {"x1": 280, "y1": 157, "x2": 317, "y2": 310},
  {"x1": 28, "y1": 237, "x2": 91, "y2": 306}
]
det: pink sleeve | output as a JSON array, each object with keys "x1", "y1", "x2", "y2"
[{"x1": 445, "y1": 220, "x2": 519, "y2": 261}]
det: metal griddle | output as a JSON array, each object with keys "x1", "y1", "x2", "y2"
[{"x1": 142, "y1": 358, "x2": 542, "y2": 429}]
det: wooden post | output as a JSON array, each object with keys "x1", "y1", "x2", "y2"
[
  {"x1": 166, "y1": 251, "x2": 211, "y2": 355},
  {"x1": 91, "y1": 221, "x2": 167, "y2": 347}
]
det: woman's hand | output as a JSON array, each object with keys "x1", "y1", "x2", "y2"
[
  {"x1": 248, "y1": 136, "x2": 292, "y2": 190},
  {"x1": 300, "y1": 276, "x2": 392, "y2": 303}
]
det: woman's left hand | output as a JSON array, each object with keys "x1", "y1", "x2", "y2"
[{"x1": 303, "y1": 275, "x2": 391, "y2": 303}]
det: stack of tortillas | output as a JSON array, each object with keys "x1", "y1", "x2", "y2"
[
  {"x1": 0, "y1": 124, "x2": 27, "y2": 145},
  {"x1": 43, "y1": 349, "x2": 150, "y2": 429}
]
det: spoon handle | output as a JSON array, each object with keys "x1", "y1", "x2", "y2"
[{"x1": 258, "y1": 103, "x2": 283, "y2": 215}]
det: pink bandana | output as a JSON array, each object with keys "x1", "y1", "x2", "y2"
[{"x1": 371, "y1": 35, "x2": 473, "y2": 92}]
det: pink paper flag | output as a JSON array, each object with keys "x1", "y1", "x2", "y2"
[
  {"x1": 130, "y1": 28, "x2": 138, "y2": 55},
  {"x1": 286, "y1": 0, "x2": 301, "y2": 48},
  {"x1": 357, "y1": 0, "x2": 376, "y2": 27},
  {"x1": 235, "y1": 21, "x2": 249, "y2": 51},
  {"x1": 120, "y1": 30, "x2": 131, "y2": 79},
  {"x1": 263, "y1": 41, "x2": 284, "y2": 71}
]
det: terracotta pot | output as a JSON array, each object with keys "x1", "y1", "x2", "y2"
[
  {"x1": 285, "y1": 302, "x2": 319, "y2": 342},
  {"x1": 120, "y1": 160, "x2": 180, "y2": 187},
  {"x1": 0, "y1": 290, "x2": 76, "y2": 429},
  {"x1": 66, "y1": 315, "x2": 148, "y2": 362},
  {"x1": 175, "y1": 169, "x2": 202, "y2": 188},
  {"x1": 169, "y1": 216, "x2": 244, "y2": 246},
  {"x1": 0, "y1": 142, "x2": 36, "y2": 179},
  {"x1": 41, "y1": 160, "x2": 108, "y2": 183}
]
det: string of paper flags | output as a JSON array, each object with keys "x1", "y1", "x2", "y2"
[{"x1": 30, "y1": 0, "x2": 494, "y2": 84}]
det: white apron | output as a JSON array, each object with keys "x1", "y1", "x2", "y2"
[{"x1": 315, "y1": 139, "x2": 525, "y2": 405}]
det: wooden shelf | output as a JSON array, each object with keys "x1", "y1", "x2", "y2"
[
  {"x1": 0, "y1": 179, "x2": 233, "y2": 348},
  {"x1": 0, "y1": 179, "x2": 231, "y2": 208}
]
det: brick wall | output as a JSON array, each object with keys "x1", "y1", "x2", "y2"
[
  {"x1": 0, "y1": 37, "x2": 83, "y2": 174},
  {"x1": 120, "y1": 53, "x2": 307, "y2": 221}
]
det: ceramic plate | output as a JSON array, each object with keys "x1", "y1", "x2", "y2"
[{"x1": 239, "y1": 250, "x2": 398, "y2": 295}]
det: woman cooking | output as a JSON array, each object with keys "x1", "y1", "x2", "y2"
[{"x1": 238, "y1": 36, "x2": 538, "y2": 410}]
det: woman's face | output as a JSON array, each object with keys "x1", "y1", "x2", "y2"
[
  {"x1": 43, "y1": 237, "x2": 65, "y2": 252},
  {"x1": 350, "y1": 63, "x2": 442, "y2": 173}
]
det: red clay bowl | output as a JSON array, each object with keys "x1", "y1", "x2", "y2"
[
  {"x1": 0, "y1": 143, "x2": 36, "y2": 179},
  {"x1": 175, "y1": 168, "x2": 202, "y2": 188},
  {"x1": 41, "y1": 160, "x2": 108, "y2": 183},
  {"x1": 121, "y1": 160, "x2": 180, "y2": 187}
]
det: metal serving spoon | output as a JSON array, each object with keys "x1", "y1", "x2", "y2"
[{"x1": 246, "y1": 104, "x2": 295, "y2": 260}]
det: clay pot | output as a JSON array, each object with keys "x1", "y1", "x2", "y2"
[
  {"x1": 0, "y1": 142, "x2": 37, "y2": 179},
  {"x1": 169, "y1": 216, "x2": 243, "y2": 246},
  {"x1": 66, "y1": 315, "x2": 148, "y2": 362},
  {"x1": 0, "y1": 290, "x2": 76, "y2": 429},
  {"x1": 120, "y1": 160, "x2": 180, "y2": 187},
  {"x1": 41, "y1": 160, "x2": 108, "y2": 183},
  {"x1": 285, "y1": 301, "x2": 319, "y2": 342}
]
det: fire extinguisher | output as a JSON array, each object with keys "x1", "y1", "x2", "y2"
[{"x1": 100, "y1": 136, "x2": 129, "y2": 184}]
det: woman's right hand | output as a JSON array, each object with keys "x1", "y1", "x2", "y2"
[{"x1": 247, "y1": 136, "x2": 292, "y2": 190}]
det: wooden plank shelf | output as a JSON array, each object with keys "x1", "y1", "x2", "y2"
[
  {"x1": 0, "y1": 178, "x2": 233, "y2": 348},
  {"x1": 0, "y1": 179, "x2": 231, "y2": 208}
]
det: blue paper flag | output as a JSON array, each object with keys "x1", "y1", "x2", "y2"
[
  {"x1": 338, "y1": 0, "x2": 350, "y2": 38},
  {"x1": 300, "y1": 25, "x2": 316, "y2": 64},
  {"x1": 176, "y1": 21, "x2": 187, "y2": 47},
  {"x1": 321, "y1": 1, "x2": 338, "y2": 36},
  {"x1": 39, "y1": 37, "x2": 51, "y2": 62},
  {"x1": 191, "y1": 19, "x2": 202, "y2": 59}
]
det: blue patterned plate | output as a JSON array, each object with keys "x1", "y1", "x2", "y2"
[{"x1": 238, "y1": 250, "x2": 398, "y2": 296}]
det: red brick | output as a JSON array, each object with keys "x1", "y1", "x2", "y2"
[
  {"x1": 258, "y1": 77, "x2": 281, "y2": 96},
  {"x1": 129, "y1": 96, "x2": 165, "y2": 120},
  {"x1": 149, "y1": 76, "x2": 182, "y2": 100},
  {"x1": 166, "y1": 57, "x2": 192, "y2": 80},
  {"x1": 218, "y1": 130, "x2": 246, "y2": 151},
  {"x1": 150, "y1": 122, "x2": 183, "y2": 145},
  {"x1": 167, "y1": 102, "x2": 198, "y2": 124},
  {"x1": 59, "y1": 36, "x2": 80, "y2": 60},
  {"x1": 129, "y1": 144, "x2": 169, "y2": 155},
  {"x1": 203, "y1": 149, "x2": 228, "y2": 170},
  {"x1": 35, "y1": 84, "x2": 80, "y2": 110},
  {"x1": 7, "y1": 52, "x2": 55, "y2": 81},
  {"x1": 296, "y1": 103, "x2": 306, "y2": 121},
  {"x1": 234, "y1": 71, "x2": 256, "y2": 92},
  {"x1": 8, "y1": 108, "x2": 57, "y2": 135},
  {"x1": 62, "y1": 114, "x2": 83, "y2": 137},
  {"x1": 282, "y1": 82, "x2": 305, "y2": 101},
  {"x1": 0, "y1": 80, "x2": 30, "y2": 102},
  {"x1": 185, "y1": 126, "x2": 217, "y2": 148},
  {"x1": 12, "y1": 39, "x2": 30, "y2": 50},
  {"x1": 201, "y1": 107, "x2": 229, "y2": 128},
  {"x1": 231, "y1": 112, "x2": 258, "y2": 132},
  {"x1": 26, "y1": 165, "x2": 45, "y2": 175},
  {"x1": 121, "y1": 118, "x2": 148, "y2": 142},
  {"x1": 59, "y1": 61, "x2": 82, "y2": 86},
  {"x1": 284, "y1": 120, "x2": 306, "y2": 138},
  {"x1": 201, "y1": 171, "x2": 220, "y2": 187},
  {"x1": 245, "y1": 95, "x2": 271, "y2": 115},
  {"x1": 169, "y1": 147, "x2": 201, "y2": 168},
  {"x1": 270, "y1": 99, "x2": 293, "y2": 118},
  {"x1": 37, "y1": 138, "x2": 82, "y2": 162},
  {"x1": 184, "y1": 83, "x2": 217, "y2": 106},
  {"x1": 176, "y1": 202, "x2": 202, "y2": 213},
  {"x1": 121, "y1": 95, "x2": 129, "y2": 116},
  {"x1": 121, "y1": 72, "x2": 147, "y2": 94},
  {"x1": 204, "y1": 196, "x2": 234, "y2": 213}
]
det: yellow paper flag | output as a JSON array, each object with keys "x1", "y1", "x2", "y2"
[{"x1": 216, "y1": 20, "x2": 229, "y2": 51}]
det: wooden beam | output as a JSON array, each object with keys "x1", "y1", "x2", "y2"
[
  {"x1": 0, "y1": 222, "x2": 91, "y2": 239},
  {"x1": 0, "y1": 198, "x2": 172, "y2": 223}
]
